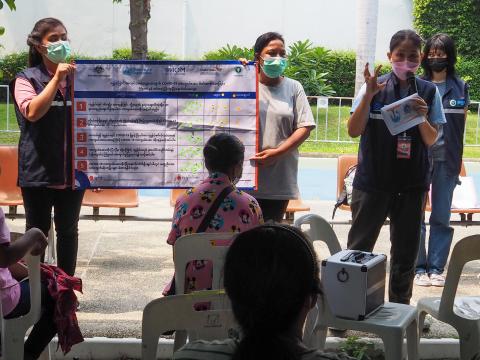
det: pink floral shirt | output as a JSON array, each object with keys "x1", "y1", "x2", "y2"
[
  {"x1": 165, "y1": 172, "x2": 263, "y2": 294},
  {"x1": 0, "y1": 208, "x2": 21, "y2": 316}
]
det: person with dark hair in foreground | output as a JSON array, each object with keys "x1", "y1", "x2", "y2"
[
  {"x1": 173, "y1": 224, "x2": 354, "y2": 360},
  {"x1": 164, "y1": 133, "x2": 263, "y2": 295}
]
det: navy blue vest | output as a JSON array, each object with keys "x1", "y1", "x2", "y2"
[
  {"x1": 10, "y1": 64, "x2": 73, "y2": 187},
  {"x1": 425, "y1": 75, "x2": 468, "y2": 177},
  {"x1": 353, "y1": 73, "x2": 437, "y2": 193}
]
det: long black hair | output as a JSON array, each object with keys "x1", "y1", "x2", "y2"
[
  {"x1": 203, "y1": 133, "x2": 244, "y2": 174},
  {"x1": 253, "y1": 32, "x2": 284, "y2": 62},
  {"x1": 27, "y1": 18, "x2": 67, "y2": 67},
  {"x1": 421, "y1": 33, "x2": 457, "y2": 79},
  {"x1": 389, "y1": 29, "x2": 423, "y2": 53},
  {"x1": 224, "y1": 224, "x2": 323, "y2": 360}
]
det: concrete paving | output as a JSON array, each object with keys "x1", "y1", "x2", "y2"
[{"x1": 4, "y1": 196, "x2": 480, "y2": 341}]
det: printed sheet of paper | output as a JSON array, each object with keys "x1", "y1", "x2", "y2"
[
  {"x1": 380, "y1": 93, "x2": 425, "y2": 136},
  {"x1": 73, "y1": 60, "x2": 258, "y2": 189},
  {"x1": 451, "y1": 176, "x2": 480, "y2": 209}
]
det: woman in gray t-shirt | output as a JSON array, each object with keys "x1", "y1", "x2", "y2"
[{"x1": 246, "y1": 32, "x2": 316, "y2": 222}]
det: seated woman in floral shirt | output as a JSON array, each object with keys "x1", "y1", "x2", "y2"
[{"x1": 164, "y1": 133, "x2": 264, "y2": 295}]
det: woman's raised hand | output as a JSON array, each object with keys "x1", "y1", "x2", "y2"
[{"x1": 364, "y1": 63, "x2": 386, "y2": 97}]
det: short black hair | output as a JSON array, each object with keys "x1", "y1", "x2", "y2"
[
  {"x1": 421, "y1": 33, "x2": 457, "y2": 78},
  {"x1": 224, "y1": 224, "x2": 323, "y2": 360},
  {"x1": 253, "y1": 32, "x2": 284, "y2": 60},
  {"x1": 389, "y1": 29, "x2": 423, "y2": 53},
  {"x1": 203, "y1": 133, "x2": 244, "y2": 174}
]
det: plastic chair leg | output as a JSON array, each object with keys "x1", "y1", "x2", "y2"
[
  {"x1": 303, "y1": 305, "x2": 319, "y2": 348},
  {"x1": 309, "y1": 324, "x2": 328, "y2": 350},
  {"x1": 417, "y1": 311, "x2": 427, "y2": 342},
  {"x1": 45, "y1": 215, "x2": 56, "y2": 264},
  {"x1": 406, "y1": 319, "x2": 418, "y2": 359},
  {"x1": 3, "y1": 325, "x2": 26, "y2": 360},
  {"x1": 38, "y1": 343, "x2": 51, "y2": 360},
  {"x1": 458, "y1": 326, "x2": 480, "y2": 360},
  {"x1": 381, "y1": 332, "x2": 404, "y2": 360},
  {"x1": 173, "y1": 330, "x2": 188, "y2": 352}
]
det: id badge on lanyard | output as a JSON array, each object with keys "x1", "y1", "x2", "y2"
[{"x1": 397, "y1": 132, "x2": 412, "y2": 159}]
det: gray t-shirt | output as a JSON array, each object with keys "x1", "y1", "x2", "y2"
[
  {"x1": 431, "y1": 81, "x2": 447, "y2": 161},
  {"x1": 249, "y1": 77, "x2": 316, "y2": 200}
]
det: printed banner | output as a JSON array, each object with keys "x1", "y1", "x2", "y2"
[{"x1": 73, "y1": 60, "x2": 258, "y2": 189}]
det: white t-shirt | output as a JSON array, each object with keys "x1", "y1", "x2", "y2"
[
  {"x1": 174, "y1": 338, "x2": 355, "y2": 360},
  {"x1": 249, "y1": 77, "x2": 315, "y2": 200}
]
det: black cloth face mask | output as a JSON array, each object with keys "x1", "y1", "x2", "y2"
[{"x1": 428, "y1": 58, "x2": 449, "y2": 72}]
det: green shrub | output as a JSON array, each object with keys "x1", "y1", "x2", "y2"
[
  {"x1": 112, "y1": 48, "x2": 174, "y2": 60},
  {"x1": 284, "y1": 40, "x2": 335, "y2": 96},
  {"x1": 457, "y1": 57, "x2": 480, "y2": 101},
  {"x1": 339, "y1": 336, "x2": 375, "y2": 360},
  {"x1": 0, "y1": 51, "x2": 28, "y2": 83},
  {"x1": 203, "y1": 44, "x2": 254, "y2": 61},
  {"x1": 413, "y1": 0, "x2": 480, "y2": 59}
]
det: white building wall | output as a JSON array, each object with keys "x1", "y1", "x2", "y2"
[{"x1": 0, "y1": 0, "x2": 412, "y2": 61}]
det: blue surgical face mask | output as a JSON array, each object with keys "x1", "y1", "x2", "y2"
[
  {"x1": 261, "y1": 56, "x2": 287, "y2": 78},
  {"x1": 45, "y1": 40, "x2": 71, "y2": 64}
]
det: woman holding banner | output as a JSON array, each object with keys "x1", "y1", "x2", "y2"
[
  {"x1": 242, "y1": 32, "x2": 315, "y2": 222},
  {"x1": 9, "y1": 18, "x2": 84, "y2": 276}
]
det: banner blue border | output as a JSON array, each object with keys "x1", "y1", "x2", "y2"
[
  {"x1": 75, "y1": 59, "x2": 256, "y2": 66},
  {"x1": 74, "y1": 91, "x2": 256, "y2": 99}
]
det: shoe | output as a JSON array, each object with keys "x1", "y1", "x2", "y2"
[
  {"x1": 414, "y1": 273, "x2": 431, "y2": 286},
  {"x1": 430, "y1": 273, "x2": 445, "y2": 287}
]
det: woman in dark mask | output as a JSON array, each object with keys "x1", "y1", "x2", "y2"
[{"x1": 415, "y1": 33, "x2": 470, "y2": 287}]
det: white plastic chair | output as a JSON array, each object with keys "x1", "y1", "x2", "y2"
[
  {"x1": 173, "y1": 232, "x2": 235, "y2": 294},
  {"x1": 305, "y1": 298, "x2": 418, "y2": 360},
  {"x1": 0, "y1": 252, "x2": 51, "y2": 360},
  {"x1": 294, "y1": 214, "x2": 342, "y2": 255},
  {"x1": 141, "y1": 290, "x2": 237, "y2": 360},
  {"x1": 417, "y1": 234, "x2": 480, "y2": 360},
  {"x1": 296, "y1": 215, "x2": 419, "y2": 359}
]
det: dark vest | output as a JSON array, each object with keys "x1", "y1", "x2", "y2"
[
  {"x1": 10, "y1": 64, "x2": 73, "y2": 187},
  {"x1": 425, "y1": 75, "x2": 468, "y2": 177},
  {"x1": 353, "y1": 73, "x2": 437, "y2": 193}
]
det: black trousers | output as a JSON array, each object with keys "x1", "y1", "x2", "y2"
[
  {"x1": 21, "y1": 187, "x2": 85, "y2": 276},
  {"x1": 5, "y1": 280, "x2": 56, "y2": 359},
  {"x1": 255, "y1": 199, "x2": 289, "y2": 223},
  {"x1": 347, "y1": 188, "x2": 426, "y2": 304}
]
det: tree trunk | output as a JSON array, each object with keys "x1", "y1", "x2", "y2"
[
  {"x1": 355, "y1": 0, "x2": 379, "y2": 96},
  {"x1": 129, "y1": 0, "x2": 151, "y2": 60}
]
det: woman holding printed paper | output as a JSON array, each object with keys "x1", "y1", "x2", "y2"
[
  {"x1": 415, "y1": 34, "x2": 470, "y2": 287},
  {"x1": 242, "y1": 32, "x2": 315, "y2": 222},
  {"x1": 9, "y1": 18, "x2": 84, "y2": 276},
  {"x1": 347, "y1": 30, "x2": 446, "y2": 304}
]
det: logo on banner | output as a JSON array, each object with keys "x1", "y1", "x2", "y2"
[
  {"x1": 123, "y1": 67, "x2": 153, "y2": 76},
  {"x1": 200, "y1": 65, "x2": 223, "y2": 74},
  {"x1": 88, "y1": 65, "x2": 110, "y2": 78},
  {"x1": 165, "y1": 66, "x2": 186, "y2": 74}
]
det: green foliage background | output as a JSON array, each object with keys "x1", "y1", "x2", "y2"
[
  {"x1": 413, "y1": 0, "x2": 480, "y2": 59},
  {"x1": 0, "y1": 43, "x2": 478, "y2": 98}
]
